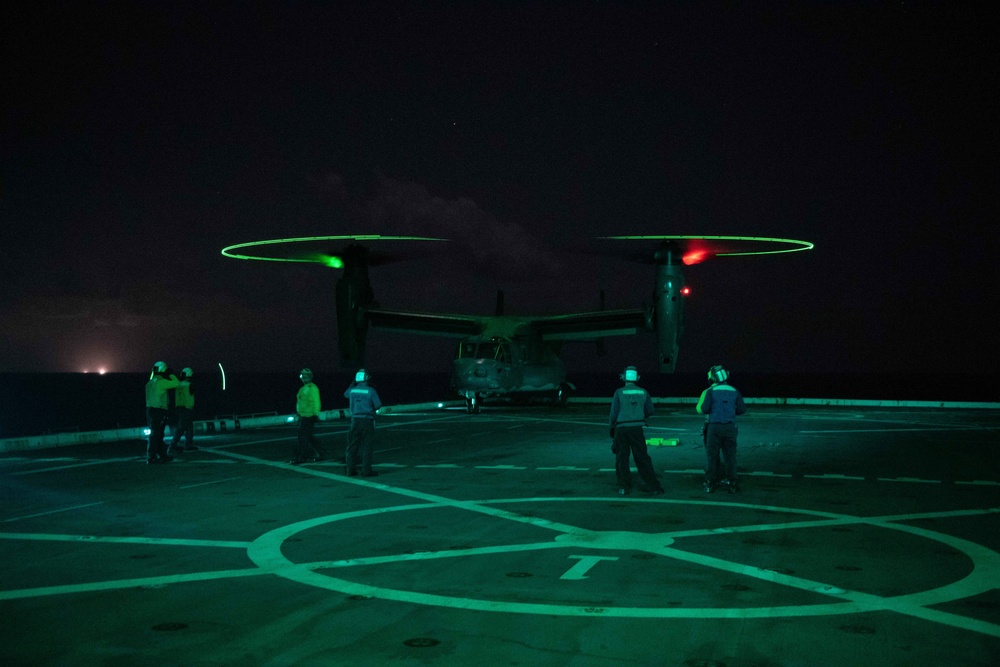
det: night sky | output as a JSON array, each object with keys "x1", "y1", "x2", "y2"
[{"x1": 2, "y1": 2, "x2": 997, "y2": 376}]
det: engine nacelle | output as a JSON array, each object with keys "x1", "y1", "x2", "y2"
[
  {"x1": 335, "y1": 244, "x2": 375, "y2": 366},
  {"x1": 653, "y1": 244, "x2": 685, "y2": 372}
]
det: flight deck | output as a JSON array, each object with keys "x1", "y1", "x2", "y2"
[{"x1": 1, "y1": 402, "x2": 998, "y2": 666}]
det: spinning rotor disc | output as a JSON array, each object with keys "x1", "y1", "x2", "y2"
[
  {"x1": 596, "y1": 235, "x2": 814, "y2": 265},
  {"x1": 220, "y1": 235, "x2": 451, "y2": 268}
]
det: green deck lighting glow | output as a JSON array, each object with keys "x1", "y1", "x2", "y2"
[
  {"x1": 220, "y1": 235, "x2": 450, "y2": 265},
  {"x1": 599, "y1": 235, "x2": 814, "y2": 257}
]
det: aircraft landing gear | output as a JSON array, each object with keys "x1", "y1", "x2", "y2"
[
  {"x1": 465, "y1": 393, "x2": 481, "y2": 414},
  {"x1": 556, "y1": 383, "x2": 571, "y2": 407}
]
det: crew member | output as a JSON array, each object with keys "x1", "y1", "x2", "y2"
[
  {"x1": 170, "y1": 367, "x2": 197, "y2": 453},
  {"x1": 609, "y1": 366, "x2": 664, "y2": 495},
  {"x1": 145, "y1": 361, "x2": 180, "y2": 464},
  {"x1": 293, "y1": 368, "x2": 324, "y2": 464},
  {"x1": 344, "y1": 368, "x2": 382, "y2": 477},
  {"x1": 696, "y1": 365, "x2": 746, "y2": 493}
]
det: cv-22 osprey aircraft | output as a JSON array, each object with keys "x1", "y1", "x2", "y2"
[{"x1": 222, "y1": 234, "x2": 812, "y2": 413}]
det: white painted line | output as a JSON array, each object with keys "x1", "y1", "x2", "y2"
[
  {"x1": 475, "y1": 465, "x2": 528, "y2": 470},
  {"x1": 0, "y1": 568, "x2": 267, "y2": 601},
  {"x1": 877, "y1": 477, "x2": 942, "y2": 484},
  {"x1": 661, "y1": 469, "x2": 704, "y2": 475},
  {"x1": 538, "y1": 466, "x2": 590, "y2": 471},
  {"x1": 12, "y1": 457, "x2": 139, "y2": 475},
  {"x1": 955, "y1": 480, "x2": 1000, "y2": 487},
  {"x1": 180, "y1": 476, "x2": 242, "y2": 489},
  {"x1": 417, "y1": 464, "x2": 463, "y2": 469},
  {"x1": 2, "y1": 501, "x2": 105, "y2": 523},
  {"x1": 804, "y1": 474, "x2": 866, "y2": 481},
  {"x1": 800, "y1": 427, "x2": 985, "y2": 434},
  {"x1": 0, "y1": 532, "x2": 251, "y2": 548},
  {"x1": 743, "y1": 472, "x2": 794, "y2": 478}
]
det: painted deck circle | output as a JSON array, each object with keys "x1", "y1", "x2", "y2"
[{"x1": 246, "y1": 497, "x2": 1000, "y2": 618}]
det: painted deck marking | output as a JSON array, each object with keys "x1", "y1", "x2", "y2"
[
  {"x1": 561, "y1": 555, "x2": 619, "y2": 580},
  {"x1": 3, "y1": 414, "x2": 999, "y2": 640},
  {"x1": 179, "y1": 476, "x2": 242, "y2": 489},
  {"x1": 2, "y1": 502, "x2": 104, "y2": 523}
]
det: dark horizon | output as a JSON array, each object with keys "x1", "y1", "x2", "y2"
[{"x1": 1, "y1": 369, "x2": 992, "y2": 441}]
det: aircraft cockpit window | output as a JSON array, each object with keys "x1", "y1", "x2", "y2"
[{"x1": 457, "y1": 340, "x2": 510, "y2": 362}]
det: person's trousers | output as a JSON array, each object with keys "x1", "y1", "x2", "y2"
[
  {"x1": 172, "y1": 407, "x2": 193, "y2": 447},
  {"x1": 614, "y1": 425, "x2": 662, "y2": 491},
  {"x1": 146, "y1": 407, "x2": 169, "y2": 461},
  {"x1": 346, "y1": 418, "x2": 375, "y2": 474},
  {"x1": 704, "y1": 422, "x2": 738, "y2": 483},
  {"x1": 296, "y1": 415, "x2": 322, "y2": 461}
]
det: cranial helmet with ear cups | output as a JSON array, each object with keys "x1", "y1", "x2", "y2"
[
  {"x1": 621, "y1": 366, "x2": 639, "y2": 382},
  {"x1": 708, "y1": 365, "x2": 729, "y2": 383}
]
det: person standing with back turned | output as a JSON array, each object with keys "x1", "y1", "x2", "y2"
[
  {"x1": 609, "y1": 365, "x2": 664, "y2": 496},
  {"x1": 344, "y1": 368, "x2": 382, "y2": 477},
  {"x1": 696, "y1": 365, "x2": 746, "y2": 493}
]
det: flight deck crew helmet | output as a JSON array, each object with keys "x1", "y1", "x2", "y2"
[
  {"x1": 300, "y1": 368, "x2": 314, "y2": 382},
  {"x1": 355, "y1": 368, "x2": 369, "y2": 383},
  {"x1": 621, "y1": 366, "x2": 640, "y2": 382},
  {"x1": 708, "y1": 365, "x2": 729, "y2": 383},
  {"x1": 182, "y1": 367, "x2": 193, "y2": 377}
]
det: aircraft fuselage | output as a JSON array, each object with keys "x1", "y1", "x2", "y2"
[{"x1": 451, "y1": 335, "x2": 567, "y2": 404}]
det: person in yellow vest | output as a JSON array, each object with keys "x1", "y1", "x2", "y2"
[
  {"x1": 291, "y1": 367, "x2": 325, "y2": 464},
  {"x1": 169, "y1": 367, "x2": 197, "y2": 453},
  {"x1": 145, "y1": 361, "x2": 179, "y2": 464}
]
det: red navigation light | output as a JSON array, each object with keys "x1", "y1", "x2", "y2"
[
  {"x1": 680, "y1": 286, "x2": 691, "y2": 296},
  {"x1": 682, "y1": 250, "x2": 708, "y2": 265}
]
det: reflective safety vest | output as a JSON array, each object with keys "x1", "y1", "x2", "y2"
[
  {"x1": 175, "y1": 380, "x2": 194, "y2": 409},
  {"x1": 344, "y1": 382, "x2": 382, "y2": 419},
  {"x1": 610, "y1": 385, "x2": 653, "y2": 427},
  {"x1": 296, "y1": 382, "x2": 321, "y2": 417},
  {"x1": 145, "y1": 374, "x2": 179, "y2": 410}
]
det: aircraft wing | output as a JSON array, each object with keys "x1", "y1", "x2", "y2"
[
  {"x1": 364, "y1": 308, "x2": 482, "y2": 338},
  {"x1": 531, "y1": 309, "x2": 648, "y2": 341}
]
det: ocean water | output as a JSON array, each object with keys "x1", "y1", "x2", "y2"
[{"x1": 0, "y1": 371, "x2": 985, "y2": 440}]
